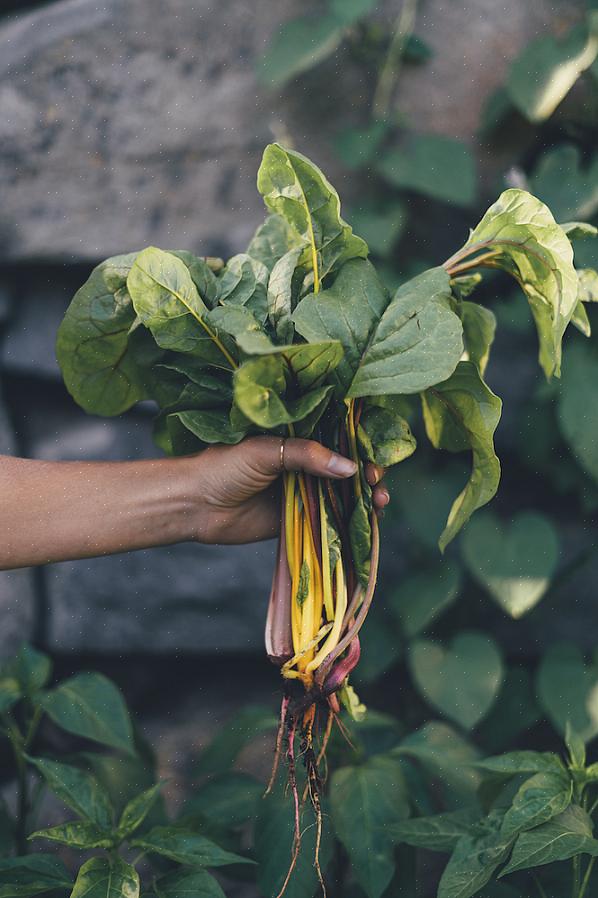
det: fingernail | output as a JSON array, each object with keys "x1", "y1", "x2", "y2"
[
  {"x1": 380, "y1": 489, "x2": 390, "y2": 506},
  {"x1": 327, "y1": 454, "x2": 358, "y2": 477}
]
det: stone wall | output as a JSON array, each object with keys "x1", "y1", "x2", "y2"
[{"x1": 0, "y1": 0, "x2": 585, "y2": 658}]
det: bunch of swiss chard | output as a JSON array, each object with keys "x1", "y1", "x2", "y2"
[{"x1": 57, "y1": 143, "x2": 591, "y2": 890}]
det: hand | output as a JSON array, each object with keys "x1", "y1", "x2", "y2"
[{"x1": 190, "y1": 436, "x2": 390, "y2": 545}]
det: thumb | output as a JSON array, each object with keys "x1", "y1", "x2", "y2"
[{"x1": 282, "y1": 438, "x2": 357, "y2": 479}]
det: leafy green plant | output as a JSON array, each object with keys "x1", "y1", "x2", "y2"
[{"x1": 0, "y1": 643, "x2": 250, "y2": 897}]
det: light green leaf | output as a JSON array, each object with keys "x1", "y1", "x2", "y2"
[
  {"x1": 170, "y1": 408, "x2": 247, "y2": 446},
  {"x1": 377, "y1": 135, "x2": 477, "y2": 207},
  {"x1": 501, "y1": 772, "x2": 573, "y2": 837},
  {"x1": 531, "y1": 145, "x2": 598, "y2": 221},
  {"x1": 218, "y1": 253, "x2": 269, "y2": 322},
  {"x1": 572, "y1": 298, "x2": 592, "y2": 336},
  {"x1": 0, "y1": 677, "x2": 20, "y2": 714},
  {"x1": 577, "y1": 267, "x2": 598, "y2": 303},
  {"x1": 389, "y1": 560, "x2": 461, "y2": 638},
  {"x1": 454, "y1": 188, "x2": 578, "y2": 378},
  {"x1": 128, "y1": 247, "x2": 236, "y2": 369},
  {"x1": 536, "y1": 643, "x2": 598, "y2": 741},
  {"x1": 29, "y1": 820, "x2": 113, "y2": 850},
  {"x1": 169, "y1": 251, "x2": 220, "y2": 308},
  {"x1": 438, "y1": 813, "x2": 513, "y2": 898},
  {"x1": 267, "y1": 246, "x2": 304, "y2": 342},
  {"x1": 458, "y1": 302, "x2": 496, "y2": 375},
  {"x1": 71, "y1": 856, "x2": 139, "y2": 898},
  {"x1": 154, "y1": 869, "x2": 225, "y2": 898},
  {"x1": 330, "y1": 0, "x2": 376, "y2": 25},
  {"x1": 506, "y1": 22, "x2": 598, "y2": 122},
  {"x1": 358, "y1": 404, "x2": 416, "y2": 467},
  {"x1": 422, "y1": 361, "x2": 502, "y2": 551},
  {"x1": 184, "y1": 772, "x2": 262, "y2": 829},
  {"x1": 27, "y1": 757, "x2": 112, "y2": 828},
  {"x1": 561, "y1": 221, "x2": 598, "y2": 240},
  {"x1": 193, "y1": 705, "x2": 277, "y2": 778},
  {"x1": 37, "y1": 672, "x2": 134, "y2": 756},
  {"x1": 388, "y1": 809, "x2": 482, "y2": 853},
  {"x1": 131, "y1": 827, "x2": 251, "y2": 868},
  {"x1": 257, "y1": 144, "x2": 368, "y2": 287},
  {"x1": 257, "y1": 14, "x2": 345, "y2": 88},
  {"x1": 0, "y1": 855, "x2": 72, "y2": 897},
  {"x1": 474, "y1": 751, "x2": 565, "y2": 777},
  {"x1": 409, "y1": 632, "x2": 503, "y2": 730},
  {"x1": 565, "y1": 721, "x2": 586, "y2": 769},
  {"x1": 56, "y1": 253, "x2": 155, "y2": 416},
  {"x1": 500, "y1": 805, "x2": 598, "y2": 877},
  {"x1": 293, "y1": 259, "x2": 389, "y2": 394},
  {"x1": 247, "y1": 214, "x2": 300, "y2": 272},
  {"x1": 118, "y1": 783, "x2": 163, "y2": 838},
  {"x1": 349, "y1": 267, "x2": 463, "y2": 398},
  {"x1": 330, "y1": 755, "x2": 410, "y2": 898},
  {"x1": 558, "y1": 339, "x2": 598, "y2": 484},
  {"x1": 462, "y1": 510, "x2": 559, "y2": 618},
  {"x1": 395, "y1": 721, "x2": 481, "y2": 807}
]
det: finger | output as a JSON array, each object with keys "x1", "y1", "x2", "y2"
[
  {"x1": 372, "y1": 481, "x2": 390, "y2": 510},
  {"x1": 282, "y1": 438, "x2": 357, "y2": 479},
  {"x1": 365, "y1": 462, "x2": 385, "y2": 487}
]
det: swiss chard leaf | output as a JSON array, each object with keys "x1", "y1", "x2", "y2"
[
  {"x1": 458, "y1": 301, "x2": 496, "y2": 376},
  {"x1": 267, "y1": 246, "x2": 303, "y2": 343},
  {"x1": 218, "y1": 253, "x2": 269, "y2": 322},
  {"x1": 421, "y1": 361, "x2": 502, "y2": 551},
  {"x1": 247, "y1": 213, "x2": 301, "y2": 271},
  {"x1": 358, "y1": 404, "x2": 416, "y2": 468}
]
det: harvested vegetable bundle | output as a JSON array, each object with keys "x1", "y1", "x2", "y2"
[{"x1": 57, "y1": 144, "x2": 588, "y2": 893}]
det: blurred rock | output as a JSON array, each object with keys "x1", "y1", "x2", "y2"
[{"x1": 1, "y1": 285, "x2": 68, "y2": 380}]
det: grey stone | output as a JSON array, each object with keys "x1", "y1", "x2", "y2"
[
  {"x1": 46, "y1": 540, "x2": 276, "y2": 653},
  {"x1": 1, "y1": 286, "x2": 69, "y2": 380}
]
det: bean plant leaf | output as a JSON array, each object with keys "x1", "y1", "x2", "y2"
[
  {"x1": 37, "y1": 672, "x2": 135, "y2": 756},
  {"x1": 499, "y1": 805, "x2": 598, "y2": 877},
  {"x1": 500, "y1": 771, "x2": 573, "y2": 837},
  {"x1": 257, "y1": 14, "x2": 345, "y2": 88},
  {"x1": 536, "y1": 643, "x2": 598, "y2": 741},
  {"x1": 396, "y1": 721, "x2": 481, "y2": 807},
  {"x1": 184, "y1": 772, "x2": 262, "y2": 829},
  {"x1": 348, "y1": 267, "x2": 463, "y2": 398},
  {"x1": 506, "y1": 21, "x2": 598, "y2": 122},
  {"x1": 27, "y1": 757, "x2": 113, "y2": 828},
  {"x1": 455, "y1": 188, "x2": 578, "y2": 378},
  {"x1": 257, "y1": 144, "x2": 368, "y2": 287},
  {"x1": 154, "y1": 868, "x2": 225, "y2": 898},
  {"x1": 4, "y1": 644, "x2": 52, "y2": 695},
  {"x1": 389, "y1": 560, "x2": 461, "y2": 638},
  {"x1": 130, "y1": 826, "x2": 251, "y2": 867},
  {"x1": 462, "y1": 510, "x2": 559, "y2": 618},
  {"x1": 409, "y1": 632, "x2": 503, "y2": 730},
  {"x1": 531, "y1": 145, "x2": 598, "y2": 222},
  {"x1": 0, "y1": 676, "x2": 20, "y2": 714},
  {"x1": 29, "y1": 821, "x2": 114, "y2": 850},
  {"x1": 458, "y1": 301, "x2": 496, "y2": 375},
  {"x1": 377, "y1": 135, "x2": 477, "y2": 207},
  {"x1": 334, "y1": 121, "x2": 389, "y2": 169},
  {"x1": 56, "y1": 253, "x2": 155, "y2": 416},
  {"x1": 118, "y1": 783, "x2": 163, "y2": 838},
  {"x1": 421, "y1": 361, "x2": 502, "y2": 551},
  {"x1": 70, "y1": 856, "x2": 139, "y2": 898},
  {"x1": 193, "y1": 705, "x2": 277, "y2": 778},
  {"x1": 0, "y1": 854, "x2": 72, "y2": 896},
  {"x1": 437, "y1": 813, "x2": 514, "y2": 898},
  {"x1": 389, "y1": 809, "x2": 482, "y2": 853},
  {"x1": 330, "y1": 755, "x2": 410, "y2": 898},
  {"x1": 558, "y1": 339, "x2": 598, "y2": 484}
]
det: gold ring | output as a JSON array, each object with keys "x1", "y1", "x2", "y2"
[{"x1": 280, "y1": 438, "x2": 286, "y2": 472}]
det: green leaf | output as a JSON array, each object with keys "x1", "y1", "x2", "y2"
[
  {"x1": 330, "y1": 755, "x2": 410, "y2": 898},
  {"x1": 409, "y1": 632, "x2": 503, "y2": 730},
  {"x1": 131, "y1": 826, "x2": 251, "y2": 867},
  {"x1": 578, "y1": 267, "x2": 598, "y2": 303},
  {"x1": 27, "y1": 757, "x2": 113, "y2": 828},
  {"x1": 558, "y1": 339, "x2": 598, "y2": 484},
  {"x1": 128, "y1": 248, "x2": 236, "y2": 369},
  {"x1": 0, "y1": 855, "x2": 72, "y2": 897},
  {"x1": 334, "y1": 122, "x2": 389, "y2": 169},
  {"x1": 358, "y1": 404, "x2": 416, "y2": 467},
  {"x1": 154, "y1": 869, "x2": 225, "y2": 898},
  {"x1": 396, "y1": 721, "x2": 481, "y2": 808},
  {"x1": 330, "y1": 0, "x2": 376, "y2": 25},
  {"x1": 29, "y1": 820, "x2": 114, "y2": 850},
  {"x1": 421, "y1": 361, "x2": 502, "y2": 551},
  {"x1": 218, "y1": 253, "x2": 269, "y2": 322},
  {"x1": 4, "y1": 645, "x2": 52, "y2": 695},
  {"x1": 475, "y1": 752, "x2": 565, "y2": 777},
  {"x1": 499, "y1": 805, "x2": 598, "y2": 877},
  {"x1": 37, "y1": 672, "x2": 135, "y2": 756},
  {"x1": 247, "y1": 214, "x2": 301, "y2": 272},
  {"x1": 461, "y1": 510, "x2": 559, "y2": 618},
  {"x1": 184, "y1": 773, "x2": 262, "y2": 829},
  {"x1": 437, "y1": 813, "x2": 514, "y2": 898},
  {"x1": 70, "y1": 856, "x2": 139, "y2": 898},
  {"x1": 293, "y1": 259, "x2": 389, "y2": 394},
  {"x1": 348, "y1": 267, "x2": 463, "y2": 398},
  {"x1": 170, "y1": 408, "x2": 246, "y2": 446},
  {"x1": 348, "y1": 200, "x2": 406, "y2": 257},
  {"x1": 458, "y1": 302, "x2": 496, "y2": 375},
  {"x1": 561, "y1": 221, "x2": 598, "y2": 240},
  {"x1": 389, "y1": 560, "x2": 461, "y2": 638},
  {"x1": 56, "y1": 253, "x2": 155, "y2": 416},
  {"x1": 571, "y1": 298, "x2": 592, "y2": 336},
  {"x1": 506, "y1": 22, "x2": 598, "y2": 122},
  {"x1": 193, "y1": 705, "x2": 277, "y2": 778},
  {"x1": 170, "y1": 251, "x2": 220, "y2": 308},
  {"x1": 349, "y1": 494, "x2": 372, "y2": 588},
  {"x1": 388, "y1": 809, "x2": 482, "y2": 853},
  {"x1": 257, "y1": 14, "x2": 345, "y2": 88},
  {"x1": 377, "y1": 135, "x2": 477, "y2": 207},
  {"x1": 531, "y1": 145, "x2": 598, "y2": 222},
  {"x1": 255, "y1": 787, "x2": 333, "y2": 898},
  {"x1": 565, "y1": 722, "x2": 586, "y2": 769},
  {"x1": 536, "y1": 643, "x2": 598, "y2": 741},
  {"x1": 257, "y1": 144, "x2": 368, "y2": 287},
  {"x1": 267, "y1": 246, "x2": 303, "y2": 342},
  {"x1": 475, "y1": 668, "x2": 542, "y2": 754},
  {"x1": 118, "y1": 783, "x2": 163, "y2": 838},
  {"x1": 0, "y1": 677, "x2": 20, "y2": 714},
  {"x1": 456, "y1": 188, "x2": 578, "y2": 378},
  {"x1": 501, "y1": 772, "x2": 573, "y2": 837}
]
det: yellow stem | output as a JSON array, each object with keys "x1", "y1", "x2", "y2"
[
  {"x1": 318, "y1": 482, "x2": 334, "y2": 621},
  {"x1": 291, "y1": 494, "x2": 302, "y2": 654},
  {"x1": 347, "y1": 400, "x2": 362, "y2": 500},
  {"x1": 306, "y1": 558, "x2": 347, "y2": 673}
]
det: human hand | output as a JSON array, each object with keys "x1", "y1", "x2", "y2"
[{"x1": 188, "y1": 436, "x2": 390, "y2": 545}]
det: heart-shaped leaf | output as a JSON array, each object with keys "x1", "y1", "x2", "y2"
[
  {"x1": 409, "y1": 632, "x2": 503, "y2": 730},
  {"x1": 462, "y1": 511, "x2": 559, "y2": 618},
  {"x1": 536, "y1": 643, "x2": 598, "y2": 741},
  {"x1": 390, "y1": 560, "x2": 461, "y2": 638}
]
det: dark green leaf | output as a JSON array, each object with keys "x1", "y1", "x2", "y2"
[
  {"x1": 377, "y1": 136, "x2": 477, "y2": 207},
  {"x1": 4, "y1": 645, "x2": 52, "y2": 695},
  {"x1": 558, "y1": 339, "x2": 598, "y2": 484},
  {"x1": 475, "y1": 752, "x2": 564, "y2": 777},
  {"x1": 257, "y1": 14, "x2": 345, "y2": 88},
  {"x1": 438, "y1": 813, "x2": 513, "y2": 898},
  {"x1": 118, "y1": 783, "x2": 163, "y2": 838},
  {"x1": 153, "y1": 869, "x2": 225, "y2": 898},
  {"x1": 475, "y1": 668, "x2": 542, "y2": 754},
  {"x1": 0, "y1": 677, "x2": 20, "y2": 714},
  {"x1": 408, "y1": 632, "x2": 503, "y2": 730},
  {"x1": 194, "y1": 705, "x2": 277, "y2": 778},
  {"x1": 349, "y1": 200, "x2": 406, "y2": 256},
  {"x1": 358, "y1": 404, "x2": 416, "y2": 467},
  {"x1": 184, "y1": 773, "x2": 262, "y2": 829},
  {"x1": 422, "y1": 361, "x2": 502, "y2": 551},
  {"x1": 27, "y1": 757, "x2": 112, "y2": 828},
  {"x1": 37, "y1": 672, "x2": 135, "y2": 756},
  {"x1": 462, "y1": 510, "x2": 559, "y2": 618},
  {"x1": 389, "y1": 560, "x2": 461, "y2": 638},
  {"x1": 536, "y1": 643, "x2": 598, "y2": 741},
  {"x1": 501, "y1": 771, "x2": 572, "y2": 837},
  {"x1": 330, "y1": 755, "x2": 410, "y2": 898},
  {"x1": 131, "y1": 827, "x2": 251, "y2": 868},
  {"x1": 499, "y1": 805, "x2": 598, "y2": 876},
  {"x1": 334, "y1": 122, "x2": 388, "y2": 169},
  {"x1": 531, "y1": 145, "x2": 598, "y2": 222},
  {"x1": 396, "y1": 722, "x2": 481, "y2": 808},
  {"x1": 388, "y1": 809, "x2": 482, "y2": 853},
  {"x1": 170, "y1": 408, "x2": 246, "y2": 446},
  {"x1": 29, "y1": 821, "x2": 114, "y2": 850},
  {"x1": 0, "y1": 855, "x2": 72, "y2": 897},
  {"x1": 70, "y1": 856, "x2": 139, "y2": 898},
  {"x1": 330, "y1": 0, "x2": 376, "y2": 25}
]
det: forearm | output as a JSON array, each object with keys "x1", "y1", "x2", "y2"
[{"x1": 0, "y1": 455, "x2": 201, "y2": 570}]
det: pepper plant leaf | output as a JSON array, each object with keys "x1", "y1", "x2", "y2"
[
  {"x1": 154, "y1": 868, "x2": 226, "y2": 898},
  {"x1": 499, "y1": 805, "x2": 598, "y2": 877},
  {"x1": 0, "y1": 854, "x2": 73, "y2": 895},
  {"x1": 27, "y1": 757, "x2": 113, "y2": 829},
  {"x1": 437, "y1": 812, "x2": 514, "y2": 898},
  {"x1": 29, "y1": 821, "x2": 114, "y2": 850},
  {"x1": 421, "y1": 361, "x2": 502, "y2": 551},
  {"x1": 500, "y1": 771, "x2": 573, "y2": 837},
  {"x1": 70, "y1": 856, "x2": 139, "y2": 898},
  {"x1": 130, "y1": 826, "x2": 251, "y2": 867},
  {"x1": 388, "y1": 809, "x2": 482, "y2": 853}
]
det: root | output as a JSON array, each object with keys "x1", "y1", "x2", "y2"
[{"x1": 265, "y1": 694, "x2": 290, "y2": 796}]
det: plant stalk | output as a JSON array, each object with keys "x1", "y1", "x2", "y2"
[{"x1": 372, "y1": 0, "x2": 419, "y2": 120}]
